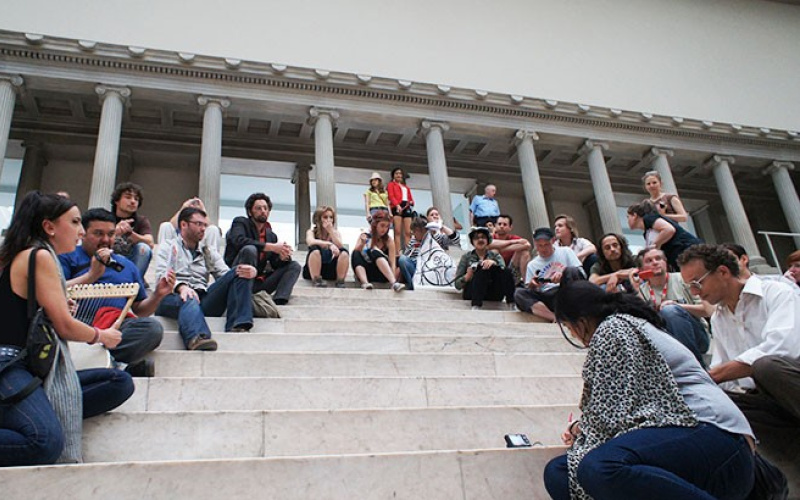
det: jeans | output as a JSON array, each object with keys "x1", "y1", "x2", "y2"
[
  {"x1": 544, "y1": 424, "x2": 754, "y2": 500},
  {"x1": 0, "y1": 355, "x2": 134, "y2": 466},
  {"x1": 462, "y1": 266, "x2": 515, "y2": 306},
  {"x1": 397, "y1": 255, "x2": 416, "y2": 290},
  {"x1": 156, "y1": 268, "x2": 253, "y2": 341},
  {"x1": 122, "y1": 242, "x2": 153, "y2": 279},
  {"x1": 109, "y1": 317, "x2": 164, "y2": 365},
  {"x1": 235, "y1": 245, "x2": 300, "y2": 304},
  {"x1": 660, "y1": 305, "x2": 710, "y2": 367}
]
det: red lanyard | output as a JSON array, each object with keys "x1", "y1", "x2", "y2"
[{"x1": 648, "y1": 282, "x2": 669, "y2": 307}]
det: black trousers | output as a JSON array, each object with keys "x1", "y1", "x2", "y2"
[{"x1": 462, "y1": 266, "x2": 515, "y2": 306}]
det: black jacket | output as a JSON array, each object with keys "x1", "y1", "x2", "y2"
[{"x1": 224, "y1": 216, "x2": 284, "y2": 274}]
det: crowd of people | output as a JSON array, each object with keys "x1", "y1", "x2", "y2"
[{"x1": 0, "y1": 167, "x2": 797, "y2": 500}]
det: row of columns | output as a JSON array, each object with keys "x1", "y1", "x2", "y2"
[{"x1": 0, "y1": 73, "x2": 798, "y2": 258}]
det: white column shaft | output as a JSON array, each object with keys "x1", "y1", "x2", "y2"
[
  {"x1": 89, "y1": 91, "x2": 125, "y2": 208},
  {"x1": 424, "y1": 125, "x2": 454, "y2": 230},
  {"x1": 199, "y1": 102, "x2": 224, "y2": 224},
  {"x1": 587, "y1": 146, "x2": 622, "y2": 234},
  {"x1": 769, "y1": 165, "x2": 800, "y2": 248},
  {"x1": 711, "y1": 160, "x2": 760, "y2": 256},
  {"x1": 16, "y1": 142, "x2": 45, "y2": 209},
  {"x1": 651, "y1": 152, "x2": 678, "y2": 197},
  {"x1": 314, "y1": 114, "x2": 337, "y2": 209},
  {"x1": 516, "y1": 133, "x2": 549, "y2": 232},
  {"x1": 0, "y1": 78, "x2": 21, "y2": 183}
]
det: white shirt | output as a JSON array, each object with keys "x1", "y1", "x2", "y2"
[
  {"x1": 710, "y1": 275, "x2": 800, "y2": 389},
  {"x1": 525, "y1": 247, "x2": 582, "y2": 293}
]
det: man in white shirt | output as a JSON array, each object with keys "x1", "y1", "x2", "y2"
[{"x1": 679, "y1": 244, "x2": 800, "y2": 428}]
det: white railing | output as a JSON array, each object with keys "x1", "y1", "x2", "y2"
[{"x1": 758, "y1": 231, "x2": 800, "y2": 272}]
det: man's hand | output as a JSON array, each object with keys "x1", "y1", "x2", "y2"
[
  {"x1": 88, "y1": 248, "x2": 113, "y2": 280},
  {"x1": 115, "y1": 219, "x2": 134, "y2": 236},
  {"x1": 708, "y1": 360, "x2": 752, "y2": 384},
  {"x1": 606, "y1": 274, "x2": 620, "y2": 292},
  {"x1": 550, "y1": 271, "x2": 563, "y2": 284},
  {"x1": 179, "y1": 285, "x2": 199, "y2": 302},
  {"x1": 236, "y1": 264, "x2": 257, "y2": 279},
  {"x1": 155, "y1": 270, "x2": 176, "y2": 298},
  {"x1": 277, "y1": 242, "x2": 293, "y2": 261}
]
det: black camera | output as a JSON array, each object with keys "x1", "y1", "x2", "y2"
[{"x1": 95, "y1": 252, "x2": 124, "y2": 272}]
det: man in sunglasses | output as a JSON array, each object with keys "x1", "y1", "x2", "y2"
[{"x1": 678, "y1": 244, "x2": 800, "y2": 429}]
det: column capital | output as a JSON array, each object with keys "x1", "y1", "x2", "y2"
[
  {"x1": 291, "y1": 163, "x2": 312, "y2": 184},
  {"x1": 650, "y1": 147, "x2": 674, "y2": 158},
  {"x1": 308, "y1": 106, "x2": 339, "y2": 125},
  {"x1": 579, "y1": 139, "x2": 609, "y2": 155},
  {"x1": 197, "y1": 95, "x2": 231, "y2": 109},
  {"x1": 764, "y1": 161, "x2": 795, "y2": 176},
  {"x1": 95, "y1": 85, "x2": 131, "y2": 102},
  {"x1": 514, "y1": 129, "x2": 539, "y2": 144},
  {"x1": 420, "y1": 119, "x2": 450, "y2": 135},
  {"x1": 703, "y1": 154, "x2": 736, "y2": 170},
  {"x1": 0, "y1": 74, "x2": 24, "y2": 88}
]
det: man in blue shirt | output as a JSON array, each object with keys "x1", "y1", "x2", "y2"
[
  {"x1": 469, "y1": 184, "x2": 500, "y2": 227},
  {"x1": 59, "y1": 208, "x2": 175, "y2": 377}
]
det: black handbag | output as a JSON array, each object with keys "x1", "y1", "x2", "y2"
[
  {"x1": 25, "y1": 247, "x2": 58, "y2": 379},
  {"x1": 747, "y1": 452, "x2": 789, "y2": 500}
]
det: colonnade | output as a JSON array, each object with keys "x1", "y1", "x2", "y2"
[{"x1": 1, "y1": 73, "x2": 798, "y2": 262}]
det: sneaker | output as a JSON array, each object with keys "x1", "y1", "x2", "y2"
[
  {"x1": 361, "y1": 283, "x2": 374, "y2": 290},
  {"x1": 230, "y1": 324, "x2": 252, "y2": 333},
  {"x1": 392, "y1": 282, "x2": 405, "y2": 292},
  {"x1": 187, "y1": 335, "x2": 218, "y2": 351},
  {"x1": 335, "y1": 280, "x2": 346, "y2": 289},
  {"x1": 471, "y1": 305, "x2": 482, "y2": 311},
  {"x1": 507, "y1": 302, "x2": 519, "y2": 312},
  {"x1": 312, "y1": 277, "x2": 327, "y2": 288},
  {"x1": 125, "y1": 359, "x2": 155, "y2": 378}
]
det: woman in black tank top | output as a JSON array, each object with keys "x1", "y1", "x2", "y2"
[{"x1": 0, "y1": 191, "x2": 134, "y2": 467}]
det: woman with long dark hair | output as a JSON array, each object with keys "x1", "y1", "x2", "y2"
[
  {"x1": 351, "y1": 208, "x2": 404, "y2": 291},
  {"x1": 0, "y1": 192, "x2": 133, "y2": 466},
  {"x1": 543, "y1": 280, "x2": 755, "y2": 500},
  {"x1": 627, "y1": 201, "x2": 701, "y2": 270}
]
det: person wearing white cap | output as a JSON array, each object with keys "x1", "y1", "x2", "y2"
[{"x1": 363, "y1": 172, "x2": 389, "y2": 222}]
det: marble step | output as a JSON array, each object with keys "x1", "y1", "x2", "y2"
[
  {"x1": 85, "y1": 405, "x2": 576, "y2": 462},
  {"x1": 120, "y1": 375, "x2": 583, "y2": 412},
  {"x1": 276, "y1": 305, "x2": 536, "y2": 322},
  {"x1": 0, "y1": 447, "x2": 563, "y2": 500},
  {"x1": 155, "y1": 316, "x2": 555, "y2": 335},
  {"x1": 157, "y1": 331, "x2": 575, "y2": 353},
  {"x1": 288, "y1": 294, "x2": 514, "y2": 309},
  {"x1": 149, "y1": 351, "x2": 585, "y2": 378}
]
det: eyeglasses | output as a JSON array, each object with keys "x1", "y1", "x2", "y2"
[
  {"x1": 683, "y1": 269, "x2": 713, "y2": 292},
  {"x1": 557, "y1": 321, "x2": 588, "y2": 350},
  {"x1": 187, "y1": 220, "x2": 208, "y2": 228}
]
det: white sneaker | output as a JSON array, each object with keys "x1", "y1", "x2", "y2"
[
  {"x1": 392, "y1": 282, "x2": 405, "y2": 292},
  {"x1": 471, "y1": 305, "x2": 482, "y2": 311},
  {"x1": 361, "y1": 283, "x2": 374, "y2": 290}
]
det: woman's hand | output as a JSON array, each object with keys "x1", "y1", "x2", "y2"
[
  {"x1": 99, "y1": 328, "x2": 123, "y2": 349},
  {"x1": 481, "y1": 259, "x2": 496, "y2": 270}
]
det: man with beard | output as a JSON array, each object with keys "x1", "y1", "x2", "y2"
[
  {"x1": 225, "y1": 193, "x2": 301, "y2": 305},
  {"x1": 59, "y1": 208, "x2": 174, "y2": 376},
  {"x1": 634, "y1": 247, "x2": 710, "y2": 366}
]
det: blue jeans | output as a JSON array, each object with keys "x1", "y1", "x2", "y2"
[
  {"x1": 0, "y1": 355, "x2": 134, "y2": 466},
  {"x1": 398, "y1": 255, "x2": 416, "y2": 290},
  {"x1": 122, "y1": 242, "x2": 152, "y2": 279},
  {"x1": 660, "y1": 305, "x2": 710, "y2": 367},
  {"x1": 156, "y1": 268, "x2": 253, "y2": 342},
  {"x1": 544, "y1": 424, "x2": 754, "y2": 500}
]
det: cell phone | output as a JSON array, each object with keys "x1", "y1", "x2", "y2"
[
  {"x1": 637, "y1": 269, "x2": 654, "y2": 280},
  {"x1": 504, "y1": 433, "x2": 532, "y2": 448}
]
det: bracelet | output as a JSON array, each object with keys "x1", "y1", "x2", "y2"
[
  {"x1": 89, "y1": 327, "x2": 101, "y2": 345},
  {"x1": 568, "y1": 419, "x2": 580, "y2": 435}
]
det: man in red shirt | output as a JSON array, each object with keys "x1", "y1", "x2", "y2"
[{"x1": 488, "y1": 214, "x2": 531, "y2": 283}]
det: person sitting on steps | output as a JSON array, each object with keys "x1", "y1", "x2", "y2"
[{"x1": 303, "y1": 206, "x2": 349, "y2": 288}]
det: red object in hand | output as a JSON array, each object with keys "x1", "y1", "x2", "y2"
[{"x1": 637, "y1": 269, "x2": 655, "y2": 280}]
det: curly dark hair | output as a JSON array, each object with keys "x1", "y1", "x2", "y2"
[
  {"x1": 111, "y1": 182, "x2": 144, "y2": 210},
  {"x1": 677, "y1": 244, "x2": 739, "y2": 277},
  {"x1": 244, "y1": 193, "x2": 272, "y2": 215}
]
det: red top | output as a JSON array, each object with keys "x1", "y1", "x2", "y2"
[
  {"x1": 494, "y1": 233, "x2": 523, "y2": 265},
  {"x1": 387, "y1": 181, "x2": 414, "y2": 209}
]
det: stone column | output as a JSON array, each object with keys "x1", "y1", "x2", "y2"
[
  {"x1": 581, "y1": 140, "x2": 621, "y2": 234},
  {"x1": 515, "y1": 129, "x2": 549, "y2": 233},
  {"x1": 197, "y1": 96, "x2": 230, "y2": 225},
  {"x1": 293, "y1": 163, "x2": 312, "y2": 250},
  {"x1": 0, "y1": 75, "x2": 24, "y2": 181},
  {"x1": 648, "y1": 147, "x2": 678, "y2": 195},
  {"x1": 89, "y1": 85, "x2": 130, "y2": 208},
  {"x1": 765, "y1": 161, "x2": 800, "y2": 248},
  {"x1": 705, "y1": 155, "x2": 761, "y2": 258},
  {"x1": 421, "y1": 120, "x2": 454, "y2": 230},
  {"x1": 15, "y1": 141, "x2": 46, "y2": 210},
  {"x1": 308, "y1": 107, "x2": 339, "y2": 210}
]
